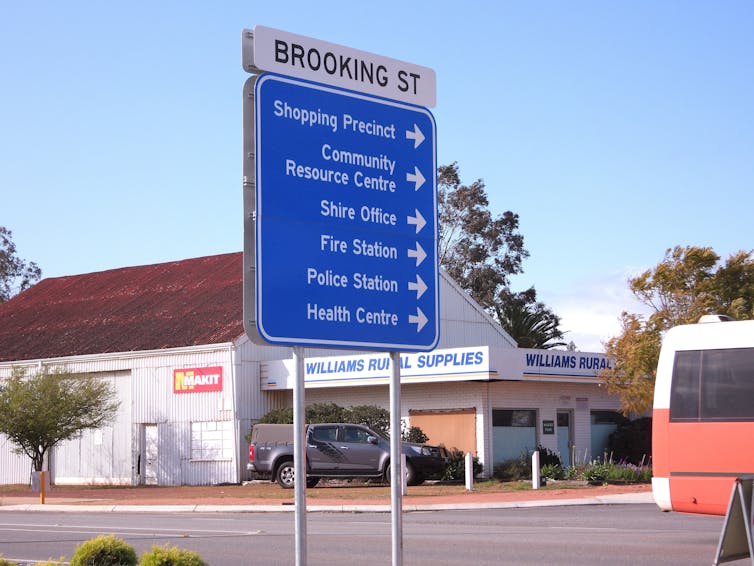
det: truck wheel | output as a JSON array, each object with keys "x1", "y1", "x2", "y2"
[
  {"x1": 306, "y1": 477, "x2": 320, "y2": 488},
  {"x1": 276, "y1": 460, "x2": 296, "y2": 489},
  {"x1": 384, "y1": 461, "x2": 416, "y2": 486}
]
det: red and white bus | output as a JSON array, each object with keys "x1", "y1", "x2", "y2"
[{"x1": 652, "y1": 316, "x2": 754, "y2": 516}]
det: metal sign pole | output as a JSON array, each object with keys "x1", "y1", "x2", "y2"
[
  {"x1": 293, "y1": 346, "x2": 307, "y2": 565},
  {"x1": 390, "y1": 351, "x2": 403, "y2": 566}
]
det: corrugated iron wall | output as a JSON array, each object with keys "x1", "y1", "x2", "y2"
[
  {"x1": 129, "y1": 347, "x2": 237, "y2": 486},
  {"x1": 53, "y1": 370, "x2": 132, "y2": 485},
  {"x1": 0, "y1": 438, "x2": 31, "y2": 484}
]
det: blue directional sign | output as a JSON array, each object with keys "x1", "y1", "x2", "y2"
[{"x1": 253, "y1": 72, "x2": 438, "y2": 351}]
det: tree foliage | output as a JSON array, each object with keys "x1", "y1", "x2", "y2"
[
  {"x1": 0, "y1": 226, "x2": 41, "y2": 303},
  {"x1": 495, "y1": 288, "x2": 566, "y2": 349},
  {"x1": 602, "y1": 246, "x2": 754, "y2": 414},
  {"x1": 438, "y1": 162, "x2": 528, "y2": 310},
  {"x1": 602, "y1": 312, "x2": 662, "y2": 415},
  {"x1": 249, "y1": 403, "x2": 422, "y2": 442},
  {"x1": 437, "y1": 163, "x2": 567, "y2": 344},
  {"x1": 254, "y1": 403, "x2": 390, "y2": 436},
  {"x1": 347, "y1": 404, "x2": 391, "y2": 437},
  {"x1": 0, "y1": 367, "x2": 120, "y2": 471}
]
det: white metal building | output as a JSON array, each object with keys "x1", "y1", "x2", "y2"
[{"x1": 0, "y1": 252, "x2": 621, "y2": 486}]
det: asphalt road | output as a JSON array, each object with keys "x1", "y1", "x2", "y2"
[{"x1": 0, "y1": 504, "x2": 732, "y2": 565}]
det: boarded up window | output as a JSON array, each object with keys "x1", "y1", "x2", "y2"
[{"x1": 409, "y1": 408, "x2": 476, "y2": 455}]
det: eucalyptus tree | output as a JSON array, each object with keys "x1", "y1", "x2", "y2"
[
  {"x1": 438, "y1": 162, "x2": 528, "y2": 311},
  {"x1": 602, "y1": 246, "x2": 754, "y2": 414},
  {"x1": 0, "y1": 226, "x2": 41, "y2": 303}
]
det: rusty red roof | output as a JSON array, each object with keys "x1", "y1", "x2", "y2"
[{"x1": 0, "y1": 252, "x2": 245, "y2": 362}]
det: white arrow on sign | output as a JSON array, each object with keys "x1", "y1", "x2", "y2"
[
  {"x1": 406, "y1": 166, "x2": 426, "y2": 191},
  {"x1": 409, "y1": 308, "x2": 428, "y2": 332},
  {"x1": 407, "y1": 242, "x2": 427, "y2": 266},
  {"x1": 408, "y1": 274, "x2": 428, "y2": 299},
  {"x1": 405, "y1": 123, "x2": 425, "y2": 149},
  {"x1": 406, "y1": 209, "x2": 426, "y2": 234}
]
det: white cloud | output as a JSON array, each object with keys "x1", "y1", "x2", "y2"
[{"x1": 535, "y1": 269, "x2": 652, "y2": 353}]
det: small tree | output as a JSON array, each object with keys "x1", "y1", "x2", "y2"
[{"x1": 0, "y1": 367, "x2": 120, "y2": 472}]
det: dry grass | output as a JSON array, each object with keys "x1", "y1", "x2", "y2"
[{"x1": 0, "y1": 478, "x2": 651, "y2": 506}]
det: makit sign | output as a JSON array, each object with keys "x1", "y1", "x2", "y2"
[{"x1": 173, "y1": 366, "x2": 223, "y2": 394}]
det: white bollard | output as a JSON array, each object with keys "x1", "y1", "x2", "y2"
[
  {"x1": 465, "y1": 452, "x2": 474, "y2": 491},
  {"x1": 532, "y1": 450, "x2": 540, "y2": 490}
]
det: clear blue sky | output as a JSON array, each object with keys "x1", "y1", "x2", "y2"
[{"x1": 2, "y1": 2, "x2": 752, "y2": 351}]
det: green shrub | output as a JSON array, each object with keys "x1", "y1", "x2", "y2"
[
  {"x1": 635, "y1": 465, "x2": 652, "y2": 483},
  {"x1": 563, "y1": 465, "x2": 584, "y2": 480},
  {"x1": 70, "y1": 534, "x2": 137, "y2": 566},
  {"x1": 247, "y1": 403, "x2": 394, "y2": 442},
  {"x1": 0, "y1": 556, "x2": 20, "y2": 566},
  {"x1": 536, "y1": 445, "x2": 562, "y2": 468},
  {"x1": 581, "y1": 461, "x2": 651, "y2": 484},
  {"x1": 442, "y1": 448, "x2": 483, "y2": 481},
  {"x1": 402, "y1": 426, "x2": 429, "y2": 444},
  {"x1": 493, "y1": 446, "x2": 562, "y2": 482},
  {"x1": 605, "y1": 462, "x2": 653, "y2": 483},
  {"x1": 306, "y1": 402, "x2": 350, "y2": 425},
  {"x1": 585, "y1": 462, "x2": 611, "y2": 484},
  {"x1": 139, "y1": 545, "x2": 207, "y2": 566},
  {"x1": 347, "y1": 405, "x2": 390, "y2": 437},
  {"x1": 540, "y1": 463, "x2": 564, "y2": 480},
  {"x1": 493, "y1": 453, "x2": 531, "y2": 481}
]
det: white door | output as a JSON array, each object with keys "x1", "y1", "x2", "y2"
[
  {"x1": 557, "y1": 411, "x2": 573, "y2": 467},
  {"x1": 144, "y1": 425, "x2": 158, "y2": 486}
]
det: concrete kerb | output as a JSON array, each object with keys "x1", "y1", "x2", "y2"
[{"x1": 0, "y1": 491, "x2": 654, "y2": 513}]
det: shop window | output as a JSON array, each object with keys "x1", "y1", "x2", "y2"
[
  {"x1": 190, "y1": 421, "x2": 233, "y2": 461},
  {"x1": 590, "y1": 411, "x2": 626, "y2": 461},
  {"x1": 492, "y1": 409, "x2": 536, "y2": 427},
  {"x1": 492, "y1": 409, "x2": 537, "y2": 465}
]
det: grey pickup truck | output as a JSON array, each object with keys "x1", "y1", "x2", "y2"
[{"x1": 247, "y1": 423, "x2": 449, "y2": 488}]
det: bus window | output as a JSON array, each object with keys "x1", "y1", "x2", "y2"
[
  {"x1": 669, "y1": 348, "x2": 754, "y2": 421},
  {"x1": 669, "y1": 351, "x2": 700, "y2": 420},
  {"x1": 700, "y1": 348, "x2": 754, "y2": 421}
]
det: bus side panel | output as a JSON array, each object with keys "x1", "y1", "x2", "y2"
[
  {"x1": 669, "y1": 477, "x2": 733, "y2": 516},
  {"x1": 651, "y1": 409, "x2": 670, "y2": 477},
  {"x1": 667, "y1": 421, "x2": 754, "y2": 516}
]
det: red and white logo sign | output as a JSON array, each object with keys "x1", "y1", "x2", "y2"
[{"x1": 173, "y1": 366, "x2": 223, "y2": 394}]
